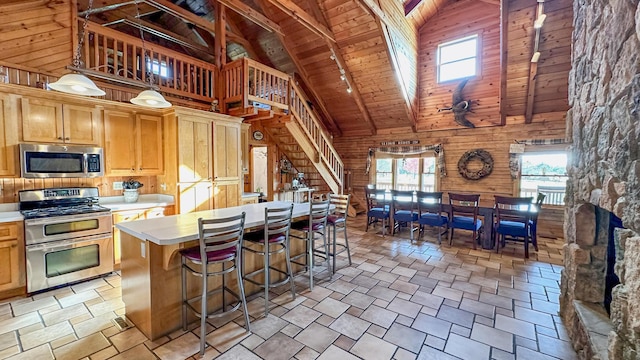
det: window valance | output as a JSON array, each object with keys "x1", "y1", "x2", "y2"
[
  {"x1": 366, "y1": 144, "x2": 446, "y2": 177},
  {"x1": 509, "y1": 139, "x2": 568, "y2": 179}
]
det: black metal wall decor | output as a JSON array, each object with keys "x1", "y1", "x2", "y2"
[{"x1": 457, "y1": 149, "x2": 494, "y2": 180}]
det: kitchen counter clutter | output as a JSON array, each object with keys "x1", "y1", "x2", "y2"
[{"x1": 99, "y1": 194, "x2": 175, "y2": 211}]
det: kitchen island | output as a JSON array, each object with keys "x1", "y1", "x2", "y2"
[{"x1": 116, "y1": 201, "x2": 313, "y2": 340}]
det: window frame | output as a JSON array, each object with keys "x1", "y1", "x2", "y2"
[
  {"x1": 436, "y1": 34, "x2": 481, "y2": 84},
  {"x1": 517, "y1": 147, "x2": 568, "y2": 207},
  {"x1": 373, "y1": 154, "x2": 439, "y2": 191}
]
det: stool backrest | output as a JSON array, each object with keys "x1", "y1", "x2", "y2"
[
  {"x1": 198, "y1": 212, "x2": 246, "y2": 263},
  {"x1": 264, "y1": 204, "x2": 294, "y2": 240},
  {"x1": 309, "y1": 199, "x2": 331, "y2": 229},
  {"x1": 329, "y1": 193, "x2": 351, "y2": 219}
]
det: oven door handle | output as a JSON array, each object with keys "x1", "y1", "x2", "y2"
[
  {"x1": 26, "y1": 233, "x2": 112, "y2": 252},
  {"x1": 24, "y1": 212, "x2": 112, "y2": 226}
]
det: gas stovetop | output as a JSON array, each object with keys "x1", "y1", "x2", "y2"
[
  {"x1": 20, "y1": 204, "x2": 111, "y2": 219},
  {"x1": 19, "y1": 187, "x2": 111, "y2": 219}
]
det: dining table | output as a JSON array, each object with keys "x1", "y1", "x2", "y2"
[
  {"x1": 372, "y1": 191, "x2": 537, "y2": 250},
  {"x1": 115, "y1": 201, "x2": 318, "y2": 340}
]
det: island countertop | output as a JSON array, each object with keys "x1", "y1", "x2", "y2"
[{"x1": 116, "y1": 201, "x2": 309, "y2": 245}]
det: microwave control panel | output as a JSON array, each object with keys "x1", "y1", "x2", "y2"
[{"x1": 87, "y1": 154, "x2": 101, "y2": 172}]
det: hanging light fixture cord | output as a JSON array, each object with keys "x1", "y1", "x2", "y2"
[
  {"x1": 73, "y1": 0, "x2": 93, "y2": 69},
  {"x1": 134, "y1": 0, "x2": 154, "y2": 88}
]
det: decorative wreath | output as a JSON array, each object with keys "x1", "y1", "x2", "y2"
[{"x1": 457, "y1": 149, "x2": 494, "y2": 180}]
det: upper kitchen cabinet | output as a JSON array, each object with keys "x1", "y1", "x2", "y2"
[
  {"x1": 213, "y1": 120, "x2": 241, "y2": 181},
  {"x1": 21, "y1": 98, "x2": 101, "y2": 145},
  {"x1": 104, "y1": 110, "x2": 164, "y2": 176},
  {"x1": 0, "y1": 93, "x2": 18, "y2": 177}
]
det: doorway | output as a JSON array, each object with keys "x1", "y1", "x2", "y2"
[{"x1": 252, "y1": 147, "x2": 268, "y2": 195}]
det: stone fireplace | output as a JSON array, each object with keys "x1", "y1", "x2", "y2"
[{"x1": 561, "y1": 0, "x2": 640, "y2": 359}]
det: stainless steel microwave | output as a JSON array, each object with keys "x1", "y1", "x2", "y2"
[{"x1": 19, "y1": 143, "x2": 104, "y2": 178}]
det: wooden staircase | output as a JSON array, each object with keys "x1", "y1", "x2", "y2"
[{"x1": 222, "y1": 58, "x2": 344, "y2": 194}]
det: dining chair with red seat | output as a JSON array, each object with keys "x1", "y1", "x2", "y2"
[
  {"x1": 416, "y1": 191, "x2": 449, "y2": 244},
  {"x1": 493, "y1": 195, "x2": 535, "y2": 258},
  {"x1": 448, "y1": 193, "x2": 482, "y2": 249}
]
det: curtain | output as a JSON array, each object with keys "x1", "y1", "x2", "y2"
[
  {"x1": 509, "y1": 139, "x2": 567, "y2": 179},
  {"x1": 366, "y1": 144, "x2": 446, "y2": 177}
]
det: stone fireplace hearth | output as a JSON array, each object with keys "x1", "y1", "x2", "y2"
[{"x1": 561, "y1": 0, "x2": 640, "y2": 359}]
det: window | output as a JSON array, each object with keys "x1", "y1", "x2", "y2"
[
  {"x1": 147, "y1": 59, "x2": 169, "y2": 78},
  {"x1": 519, "y1": 152, "x2": 568, "y2": 205},
  {"x1": 375, "y1": 156, "x2": 437, "y2": 191},
  {"x1": 437, "y1": 35, "x2": 478, "y2": 83}
]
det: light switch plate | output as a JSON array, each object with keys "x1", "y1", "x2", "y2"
[{"x1": 113, "y1": 182, "x2": 123, "y2": 190}]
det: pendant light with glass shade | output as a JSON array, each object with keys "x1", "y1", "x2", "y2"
[
  {"x1": 129, "y1": 0, "x2": 172, "y2": 108},
  {"x1": 48, "y1": 0, "x2": 105, "y2": 96}
]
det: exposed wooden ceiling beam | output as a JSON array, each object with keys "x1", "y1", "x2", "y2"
[
  {"x1": 356, "y1": 0, "x2": 391, "y2": 27},
  {"x1": 217, "y1": 0, "x2": 284, "y2": 36},
  {"x1": 223, "y1": 14, "x2": 262, "y2": 60},
  {"x1": 78, "y1": 0, "x2": 137, "y2": 16},
  {"x1": 144, "y1": 0, "x2": 217, "y2": 33},
  {"x1": 404, "y1": 0, "x2": 422, "y2": 16},
  {"x1": 263, "y1": 0, "x2": 335, "y2": 43}
]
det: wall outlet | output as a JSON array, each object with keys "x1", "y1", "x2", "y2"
[{"x1": 113, "y1": 181, "x2": 123, "y2": 190}]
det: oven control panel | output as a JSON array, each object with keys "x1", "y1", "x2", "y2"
[{"x1": 43, "y1": 189, "x2": 81, "y2": 198}]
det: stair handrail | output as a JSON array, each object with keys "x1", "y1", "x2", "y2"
[{"x1": 288, "y1": 81, "x2": 344, "y2": 192}]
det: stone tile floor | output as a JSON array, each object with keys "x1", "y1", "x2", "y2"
[{"x1": 0, "y1": 217, "x2": 576, "y2": 360}]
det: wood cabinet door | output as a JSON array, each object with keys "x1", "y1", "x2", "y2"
[
  {"x1": 178, "y1": 118, "x2": 212, "y2": 182},
  {"x1": 21, "y1": 98, "x2": 64, "y2": 143},
  {"x1": 213, "y1": 123, "x2": 240, "y2": 181},
  {"x1": 0, "y1": 240, "x2": 20, "y2": 292},
  {"x1": 112, "y1": 211, "x2": 145, "y2": 267},
  {"x1": 241, "y1": 124, "x2": 250, "y2": 174},
  {"x1": 212, "y1": 181, "x2": 240, "y2": 209},
  {"x1": 179, "y1": 181, "x2": 213, "y2": 213},
  {"x1": 104, "y1": 110, "x2": 136, "y2": 176},
  {"x1": 136, "y1": 114, "x2": 164, "y2": 175},
  {"x1": 0, "y1": 93, "x2": 18, "y2": 177},
  {"x1": 62, "y1": 104, "x2": 101, "y2": 145}
]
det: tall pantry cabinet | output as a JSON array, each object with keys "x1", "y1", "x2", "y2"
[{"x1": 164, "y1": 107, "x2": 242, "y2": 214}]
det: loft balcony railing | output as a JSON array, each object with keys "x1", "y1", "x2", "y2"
[
  {"x1": 222, "y1": 58, "x2": 343, "y2": 192},
  {"x1": 82, "y1": 22, "x2": 216, "y2": 103}
]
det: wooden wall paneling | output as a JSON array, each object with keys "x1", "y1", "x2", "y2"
[{"x1": 0, "y1": 0, "x2": 73, "y2": 74}]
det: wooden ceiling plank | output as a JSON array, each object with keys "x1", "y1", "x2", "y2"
[
  {"x1": 263, "y1": 0, "x2": 336, "y2": 42},
  {"x1": 309, "y1": 0, "x2": 376, "y2": 135},
  {"x1": 223, "y1": 15, "x2": 262, "y2": 60},
  {"x1": 217, "y1": 0, "x2": 284, "y2": 36}
]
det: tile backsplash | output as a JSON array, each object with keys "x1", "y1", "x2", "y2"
[{"x1": 0, "y1": 176, "x2": 157, "y2": 203}]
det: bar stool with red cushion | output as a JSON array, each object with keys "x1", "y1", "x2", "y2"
[
  {"x1": 290, "y1": 199, "x2": 331, "y2": 290},
  {"x1": 242, "y1": 204, "x2": 296, "y2": 317},
  {"x1": 323, "y1": 193, "x2": 352, "y2": 274},
  {"x1": 180, "y1": 212, "x2": 250, "y2": 356}
]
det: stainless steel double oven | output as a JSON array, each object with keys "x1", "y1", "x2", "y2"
[{"x1": 20, "y1": 188, "x2": 113, "y2": 293}]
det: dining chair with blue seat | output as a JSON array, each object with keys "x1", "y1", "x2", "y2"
[
  {"x1": 365, "y1": 187, "x2": 391, "y2": 235},
  {"x1": 448, "y1": 193, "x2": 482, "y2": 249},
  {"x1": 529, "y1": 193, "x2": 546, "y2": 249},
  {"x1": 391, "y1": 190, "x2": 419, "y2": 240},
  {"x1": 416, "y1": 191, "x2": 448, "y2": 244},
  {"x1": 493, "y1": 195, "x2": 535, "y2": 258}
]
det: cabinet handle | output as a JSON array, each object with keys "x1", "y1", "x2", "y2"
[
  {"x1": 57, "y1": 137, "x2": 62, "y2": 140},
  {"x1": 139, "y1": 167, "x2": 142, "y2": 170},
  {"x1": 131, "y1": 168, "x2": 135, "y2": 171},
  {"x1": 65, "y1": 137, "x2": 70, "y2": 140}
]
